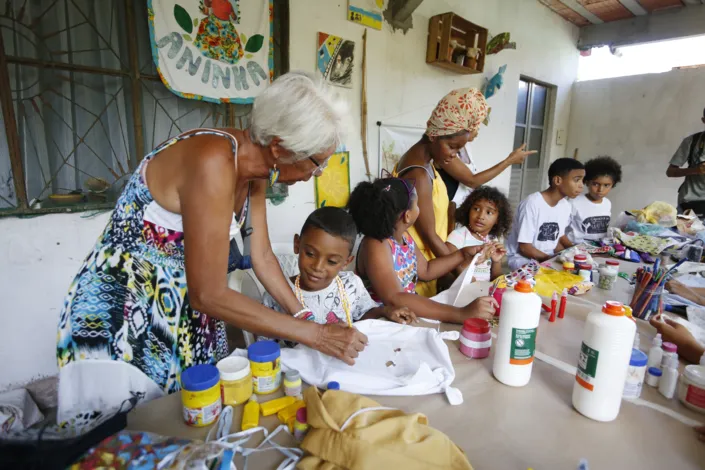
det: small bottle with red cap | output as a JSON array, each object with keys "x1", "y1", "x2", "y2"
[{"x1": 459, "y1": 318, "x2": 492, "y2": 359}]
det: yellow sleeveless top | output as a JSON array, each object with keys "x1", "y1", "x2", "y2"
[{"x1": 394, "y1": 164, "x2": 449, "y2": 297}]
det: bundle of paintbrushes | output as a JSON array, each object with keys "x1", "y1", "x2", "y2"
[{"x1": 630, "y1": 258, "x2": 686, "y2": 320}]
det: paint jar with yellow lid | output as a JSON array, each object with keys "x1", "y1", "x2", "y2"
[
  {"x1": 217, "y1": 356, "x2": 253, "y2": 406},
  {"x1": 181, "y1": 364, "x2": 222, "y2": 427},
  {"x1": 248, "y1": 340, "x2": 281, "y2": 395}
]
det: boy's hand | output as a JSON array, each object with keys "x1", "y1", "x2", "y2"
[
  {"x1": 462, "y1": 296, "x2": 498, "y2": 320},
  {"x1": 383, "y1": 306, "x2": 418, "y2": 325}
]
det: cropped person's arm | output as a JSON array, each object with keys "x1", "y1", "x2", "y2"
[
  {"x1": 438, "y1": 144, "x2": 536, "y2": 189},
  {"x1": 412, "y1": 169, "x2": 451, "y2": 258}
]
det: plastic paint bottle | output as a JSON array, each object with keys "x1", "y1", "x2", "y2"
[
  {"x1": 647, "y1": 334, "x2": 663, "y2": 370},
  {"x1": 572, "y1": 301, "x2": 636, "y2": 422},
  {"x1": 658, "y1": 354, "x2": 679, "y2": 400},
  {"x1": 493, "y1": 280, "x2": 542, "y2": 387},
  {"x1": 283, "y1": 369, "x2": 302, "y2": 397},
  {"x1": 293, "y1": 407, "x2": 309, "y2": 442},
  {"x1": 661, "y1": 342, "x2": 678, "y2": 370},
  {"x1": 241, "y1": 395, "x2": 260, "y2": 431}
]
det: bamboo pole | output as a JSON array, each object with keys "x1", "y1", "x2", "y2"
[
  {"x1": 125, "y1": 0, "x2": 144, "y2": 169},
  {"x1": 360, "y1": 29, "x2": 372, "y2": 181},
  {"x1": 0, "y1": 27, "x2": 28, "y2": 208}
]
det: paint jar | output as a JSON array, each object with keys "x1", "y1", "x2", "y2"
[
  {"x1": 572, "y1": 301, "x2": 636, "y2": 422},
  {"x1": 459, "y1": 318, "x2": 492, "y2": 359},
  {"x1": 492, "y1": 287, "x2": 506, "y2": 316},
  {"x1": 598, "y1": 261, "x2": 619, "y2": 291},
  {"x1": 217, "y1": 356, "x2": 252, "y2": 406},
  {"x1": 622, "y1": 349, "x2": 648, "y2": 400},
  {"x1": 493, "y1": 280, "x2": 541, "y2": 387},
  {"x1": 248, "y1": 341, "x2": 281, "y2": 395},
  {"x1": 645, "y1": 367, "x2": 662, "y2": 387},
  {"x1": 181, "y1": 364, "x2": 222, "y2": 427},
  {"x1": 284, "y1": 370, "x2": 302, "y2": 397},
  {"x1": 677, "y1": 365, "x2": 705, "y2": 414},
  {"x1": 574, "y1": 254, "x2": 587, "y2": 265},
  {"x1": 563, "y1": 262, "x2": 575, "y2": 273},
  {"x1": 579, "y1": 269, "x2": 592, "y2": 282},
  {"x1": 294, "y1": 407, "x2": 309, "y2": 442}
]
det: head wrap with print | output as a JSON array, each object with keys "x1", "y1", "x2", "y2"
[{"x1": 425, "y1": 88, "x2": 488, "y2": 138}]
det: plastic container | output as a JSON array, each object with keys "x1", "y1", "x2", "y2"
[
  {"x1": 492, "y1": 287, "x2": 506, "y2": 316},
  {"x1": 459, "y1": 318, "x2": 492, "y2": 359},
  {"x1": 646, "y1": 367, "x2": 662, "y2": 387},
  {"x1": 572, "y1": 301, "x2": 636, "y2": 422},
  {"x1": 241, "y1": 395, "x2": 260, "y2": 431},
  {"x1": 492, "y1": 280, "x2": 542, "y2": 387},
  {"x1": 248, "y1": 341, "x2": 281, "y2": 395},
  {"x1": 284, "y1": 370, "x2": 302, "y2": 397},
  {"x1": 293, "y1": 407, "x2": 309, "y2": 442},
  {"x1": 217, "y1": 356, "x2": 253, "y2": 406},
  {"x1": 261, "y1": 396, "x2": 297, "y2": 416},
  {"x1": 277, "y1": 399, "x2": 306, "y2": 424},
  {"x1": 598, "y1": 261, "x2": 618, "y2": 291},
  {"x1": 563, "y1": 262, "x2": 575, "y2": 272},
  {"x1": 631, "y1": 284, "x2": 664, "y2": 320},
  {"x1": 623, "y1": 349, "x2": 648, "y2": 400},
  {"x1": 661, "y1": 342, "x2": 678, "y2": 369},
  {"x1": 579, "y1": 269, "x2": 592, "y2": 282},
  {"x1": 327, "y1": 381, "x2": 340, "y2": 390},
  {"x1": 677, "y1": 364, "x2": 705, "y2": 414},
  {"x1": 574, "y1": 254, "x2": 587, "y2": 264},
  {"x1": 181, "y1": 364, "x2": 222, "y2": 427},
  {"x1": 647, "y1": 334, "x2": 663, "y2": 369},
  {"x1": 659, "y1": 354, "x2": 679, "y2": 399}
]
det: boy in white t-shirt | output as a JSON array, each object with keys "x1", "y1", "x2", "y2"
[
  {"x1": 507, "y1": 158, "x2": 585, "y2": 270},
  {"x1": 445, "y1": 186, "x2": 511, "y2": 282},
  {"x1": 562, "y1": 156, "x2": 622, "y2": 246}
]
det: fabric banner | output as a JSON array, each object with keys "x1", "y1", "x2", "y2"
[
  {"x1": 148, "y1": 0, "x2": 273, "y2": 104},
  {"x1": 378, "y1": 125, "x2": 424, "y2": 176}
]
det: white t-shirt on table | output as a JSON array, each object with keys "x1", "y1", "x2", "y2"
[
  {"x1": 446, "y1": 226, "x2": 497, "y2": 282},
  {"x1": 506, "y1": 191, "x2": 572, "y2": 270},
  {"x1": 566, "y1": 194, "x2": 612, "y2": 243}
]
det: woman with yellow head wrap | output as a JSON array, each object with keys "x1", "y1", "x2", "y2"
[{"x1": 394, "y1": 87, "x2": 533, "y2": 297}]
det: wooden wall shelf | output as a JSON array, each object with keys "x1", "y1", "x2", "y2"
[{"x1": 426, "y1": 12, "x2": 488, "y2": 75}]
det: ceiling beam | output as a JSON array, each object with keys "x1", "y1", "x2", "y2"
[
  {"x1": 384, "y1": 0, "x2": 424, "y2": 30},
  {"x1": 579, "y1": 3, "x2": 705, "y2": 49},
  {"x1": 617, "y1": 0, "x2": 649, "y2": 15}
]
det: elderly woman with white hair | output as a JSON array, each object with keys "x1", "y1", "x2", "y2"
[{"x1": 55, "y1": 71, "x2": 366, "y2": 428}]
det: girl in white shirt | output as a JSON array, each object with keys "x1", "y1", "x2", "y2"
[
  {"x1": 446, "y1": 186, "x2": 512, "y2": 282},
  {"x1": 563, "y1": 156, "x2": 622, "y2": 245}
]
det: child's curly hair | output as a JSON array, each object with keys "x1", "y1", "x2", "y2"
[
  {"x1": 455, "y1": 186, "x2": 512, "y2": 238},
  {"x1": 584, "y1": 156, "x2": 622, "y2": 186}
]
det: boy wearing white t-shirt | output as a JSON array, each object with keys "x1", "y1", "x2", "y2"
[
  {"x1": 562, "y1": 156, "x2": 622, "y2": 245},
  {"x1": 507, "y1": 158, "x2": 585, "y2": 270}
]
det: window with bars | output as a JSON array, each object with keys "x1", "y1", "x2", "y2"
[{"x1": 0, "y1": 0, "x2": 288, "y2": 215}]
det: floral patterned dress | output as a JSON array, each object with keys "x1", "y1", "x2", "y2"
[
  {"x1": 360, "y1": 233, "x2": 418, "y2": 303},
  {"x1": 56, "y1": 129, "x2": 247, "y2": 428}
]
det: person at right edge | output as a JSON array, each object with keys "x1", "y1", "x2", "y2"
[{"x1": 666, "y1": 107, "x2": 705, "y2": 217}]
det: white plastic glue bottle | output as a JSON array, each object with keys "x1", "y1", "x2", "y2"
[
  {"x1": 572, "y1": 301, "x2": 636, "y2": 422},
  {"x1": 493, "y1": 280, "x2": 542, "y2": 387},
  {"x1": 647, "y1": 333, "x2": 663, "y2": 370}
]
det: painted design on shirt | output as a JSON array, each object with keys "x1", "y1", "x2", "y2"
[
  {"x1": 537, "y1": 222, "x2": 559, "y2": 242},
  {"x1": 582, "y1": 215, "x2": 610, "y2": 234}
]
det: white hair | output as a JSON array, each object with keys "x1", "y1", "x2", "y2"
[{"x1": 250, "y1": 71, "x2": 349, "y2": 160}]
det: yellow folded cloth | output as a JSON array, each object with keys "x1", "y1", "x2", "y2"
[{"x1": 298, "y1": 387, "x2": 473, "y2": 470}]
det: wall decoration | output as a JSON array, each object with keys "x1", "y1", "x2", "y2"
[
  {"x1": 317, "y1": 32, "x2": 355, "y2": 89},
  {"x1": 486, "y1": 32, "x2": 516, "y2": 55},
  {"x1": 378, "y1": 125, "x2": 424, "y2": 175},
  {"x1": 315, "y1": 151, "x2": 350, "y2": 208},
  {"x1": 347, "y1": 0, "x2": 385, "y2": 30},
  {"x1": 148, "y1": 0, "x2": 273, "y2": 103},
  {"x1": 483, "y1": 64, "x2": 507, "y2": 99}
]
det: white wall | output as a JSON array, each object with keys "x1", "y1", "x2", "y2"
[
  {"x1": 0, "y1": 0, "x2": 579, "y2": 391},
  {"x1": 567, "y1": 67, "x2": 705, "y2": 214}
]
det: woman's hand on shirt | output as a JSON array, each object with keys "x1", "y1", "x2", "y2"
[
  {"x1": 505, "y1": 143, "x2": 537, "y2": 166},
  {"x1": 314, "y1": 323, "x2": 369, "y2": 365},
  {"x1": 462, "y1": 296, "x2": 498, "y2": 321}
]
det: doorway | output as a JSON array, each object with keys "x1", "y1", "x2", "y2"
[{"x1": 508, "y1": 78, "x2": 553, "y2": 208}]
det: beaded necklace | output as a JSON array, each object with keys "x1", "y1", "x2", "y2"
[{"x1": 294, "y1": 275, "x2": 352, "y2": 327}]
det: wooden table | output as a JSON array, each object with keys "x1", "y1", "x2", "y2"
[{"x1": 128, "y1": 258, "x2": 705, "y2": 469}]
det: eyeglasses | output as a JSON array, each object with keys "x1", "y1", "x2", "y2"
[{"x1": 308, "y1": 156, "x2": 329, "y2": 177}]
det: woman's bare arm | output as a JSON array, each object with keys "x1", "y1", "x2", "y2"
[
  {"x1": 248, "y1": 180, "x2": 301, "y2": 315},
  {"x1": 179, "y1": 149, "x2": 367, "y2": 364},
  {"x1": 438, "y1": 144, "x2": 536, "y2": 189}
]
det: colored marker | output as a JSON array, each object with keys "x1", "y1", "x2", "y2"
[
  {"x1": 549, "y1": 292, "x2": 557, "y2": 322},
  {"x1": 558, "y1": 288, "x2": 567, "y2": 319}
]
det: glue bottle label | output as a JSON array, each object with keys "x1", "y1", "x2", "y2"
[
  {"x1": 576, "y1": 342, "x2": 599, "y2": 391},
  {"x1": 509, "y1": 328, "x2": 537, "y2": 365}
]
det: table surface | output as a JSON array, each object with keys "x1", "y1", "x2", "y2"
[{"x1": 128, "y1": 258, "x2": 705, "y2": 469}]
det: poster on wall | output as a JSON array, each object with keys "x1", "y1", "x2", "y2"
[
  {"x1": 379, "y1": 125, "x2": 424, "y2": 175},
  {"x1": 148, "y1": 0, "x2": 273, "y2": 103},
  {"x1": 317, "y1": 32, "x2": 355, "y2": 89},
  {"x1": 315, "y1": 151, "x2": 350, "y2": 208},
  {"x1": 347, "y1": 0, "x2": 385, "y2": 30}
]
